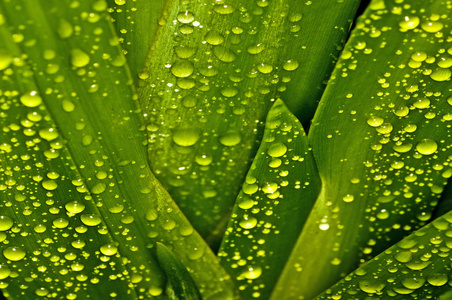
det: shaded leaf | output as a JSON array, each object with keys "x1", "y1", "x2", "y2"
[
  {"x1": 316, "y1": 212, "x2": 452, "y2": 299},
  {"x1": 138, "y1": 0, "x2": 362, "y2": 241},
  {"x1": 156, "y1": 243, "x2": 202, "y2": 300},
  {"x1": 272, "y1": 0, "x2": 452, "y2": 298},
  {"x1": 107, "y1": 0, "x2": 166, "y2": 79},
  {"x1": 218, "y1": 100, "x2": 321, "y2": 299},
  {"x1": 0, "y1": 0, "x2": 235, "y2": 299}
]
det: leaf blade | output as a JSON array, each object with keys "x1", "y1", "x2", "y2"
[
  {"x1": 272, "y1": 0, "x2": 452, "y2": 298},
  {"x1": 218, "y1": 100, "x2": 321, "y2": 299}
]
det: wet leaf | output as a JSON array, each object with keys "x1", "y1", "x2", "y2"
[
  {"x1": 218, "y1": 100, "x2": 321, "y2": 299},
  {"x1": 273, "y1": 0, "x2": 452, "y2": 298},
  {"x1": 316, "y1": 211, "x2": 452, "y2": 299},
  {"x1": 138, "y1": 0, "x2": 362, "y2": 242},
  {"x1": 156, "y1": 243, "x2": 202, "y2": 300},
  {"x1": 0, "y1": 0, "x2": 235, "y2": 299},
  {"x1": 107, "y1": 0, "x2": 166, "y2": 79}
]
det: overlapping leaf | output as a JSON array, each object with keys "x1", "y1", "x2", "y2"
[
  {"x1": 272, "y1": 0, "x2": 452, "y2": 298},
  {"x1": 0, "y1": 0, "x2": 235, "y2": 299},
  {"x1": 107, "y1": 0, "x2": 166, "y2": 79},
  {"x1": 138, "y1": 0, "x2": 362, "y2": 241},
  {"x1": 218, "y1": 100, "x2": 320, "y2": 299},
  {"x1": 316, "y1": 211, "x2": 452, "y2": 299}
]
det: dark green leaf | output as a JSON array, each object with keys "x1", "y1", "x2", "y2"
[
  {"x1": 272, "y1": 0, "x2": 452, "y2": 298},
  {"x1": 138, "y1": 0, "x2": 362, "y2": 241},
  {"x1": 0, "y1": 0, "x2": 235, "y2": 298},
  {"x1": 108, "y1": 0, "x2": 166, "y2": 79},
  {"x1": 156, "y1": 243, "x2": 202, "y2": 300},
  {"x1": 316, "y1": 212, "x2": 452, "y2": 299},
  {"x1": 218, "y1": 100, "x2": 320, "y2": 299}
]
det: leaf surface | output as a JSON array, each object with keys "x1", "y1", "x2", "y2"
[
  {"x1": 272, "y1": 0, "x2": 452, "y2": 298},
  {"x1": 138, "y1": 0, "x2": 362, "y2": 241},
  {"x1": 0, "y1": 0, "x2": 235, "y2": 299},
  {"x1": 316, "y1": 211, "x2": 452, "y2": 299},
  {"x1": 218, "y1": 100, "x2": 321, "y2": 299},
  {"x1": 156, "y1": 243, "x2": 202, "y2": 300},
  {"x1": 107, "y1": 0, "x2": 166, "y2": 79}
]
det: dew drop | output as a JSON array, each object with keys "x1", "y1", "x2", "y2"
[
  {"x1": 220, "y1": 87, "x2": 238, "y2": 98},
  {"x1": 177, "y1": 11, "x2": 194, "y2": 24},
  {"x1": 0, "y1": 50, "x2": 13, "y2": 70},
  {"x1": 65, "y1": 201, "x2": 86, "y2": 214},
  {"x1": 171, "y1": 60, "x2": 194, "y2": 78},
  {"x1": 267, "y1": 143, "x2": 287, "y2": 157},
  {"x1": 430, "y1": 68, "x2": 451, "y2": 81},
  {"x1": 239, "y1": 216, "x2": 257, "y2": 229},
  {"x1": 20, "y1": 91, "x2": 42, "y2": 108},
  {"x1": 257, "y1": 63, "x2": 273, "y2": 74},
  {"x1": 219, "y1": 131, "x2": 241, "y2": 146},
  {"x1": 80, "y1": 214, "x2": 102, "y2": 226},
  {"x1": 241, "y1": 266, "x2": 262, "y2": 280},
  {"x1": 421, "y1": 21, "x2": 444, "y2": 33},
  {"x1": 416, "y1": 139, "x2": 437, "y2": 155},
  {"x1": 342, "y1": 194, "x2": 354, "y2": 203},
  {"x1": 399, "y1": 16, "x2": 420, "y2": 31},
  {"x1": 205, "y1": 31, "x2": 224, "y2": 45},
  {"x1": 0, "y1": 265, "x2": 11, "y2": 280},
  {"x1": 3, "y1": 246, "x2": 26, "y2": 261},
  {"x1": 172, "y1": 128, "x2": 200, "y2": 147},
  {"x1": 282, "y1": 60, "x2": 299, "y2": 71},
  {"x1": 0, "y1": 216, "x2": 13, "y2": 231},
  {"x1": 100, "y1": 243, "x2": 118, "y2": 256},
  {"x1": 195, "y1": 154, "x2": 212, "y2": 166},
  {"x1": 213, "y1": 4, "x2": 235, "y2": 14},
  {"x1": 367, "y1": 117, "x2": 384, "y2": 127},
  {"x1": 42, "y1": 180, "x2": 58, "y2": 191},
  {"x1": 70, "y1": 49, "x2": 90, "y2": 68}
]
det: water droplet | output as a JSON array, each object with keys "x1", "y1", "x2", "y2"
[
  {"x1": 416, "y1": 139, "x2": 437, "y2": 155},
  {"x1": 3, "y1": 246, "x2": 26, "y2": 261},
  {"x1": 342, "y1": 194, "x2": 354, "y2": 203},
  {"x1": 195, "y1": 154, "x2": 213, "y2": 166},
  {"x1": 39, "y1": 128, "x2": 59, "y2": 141},
  {"x1": 220, "y1": 87, "x2": 238, "y2": 98},
  {"x1": 65, "y1": 201, "x2": 86, "y2": 214},
  {"x1": 427, "y1": 274, "x2": 448, "y2": 286},
  {"x1": 20, "y1": 91, "x2": 42, "y2": 108},
  {"x1": 213, "y1": 4, "x2": 235, "y2": 14},
  {"x1": 42, "y1": 180, "x2": 58, "y2": 190},
  {"x1": 91, "y1": 183, "x2": 106, "y2": 194},
  {"x1": 399, "y1": 16, "x2": 420, "y2": 31},
  {"x1": 402, "y1": 277, "x2": 425, "y2": 289},
  {"x1": 421, "y1": 21, "x2": 444, "y2": 33},
  {"x1": 0, "y1": 216, "x2": 13, "y2": 231},
  {"x1": 71, "y1": 49, "x2": 90, "y2": 68},
  {"x1": 172, "y1": 128, "x2": 200, "y2": 147},
  {"x1": 257, "y1": 63, "x2": 273, "y2": 74},
  {"x1": 239, "y1": 216, "x2": 257, "y2": 229},
  {"x1": 174, "y1": 46, "x2": 197, "y2": 59},
  {"x1": 0, "y1": 264, "x2": 11, "y2": 279},
  {"x1": 359, "y1": 280, "x2": 385, "y2": 293},
  {"x1": 267, "y1": 143, "x2": 287, "y2": 157},
  {"x1": 100, "y1": 243, "x2": 118, "y2": 256},
  {"x1": 171, "y1": 60, "x2": 194, "y2": 78},
  {"x1": 53, "y1": 218, "x2": 69, "y2": 228},
  {"x1": 430, "y1": 68, "x2": 451, "y2": 81},
  {"x1": 241, "y1": 266, "x2": 262, "y2": 279},
  {"x1": 57, "y1": 19, "x2": 73, "y2": 39},
  {"x1": 80, "y1": 214, "x2": 102, "y2": 226},
  {"x1": 282, "y1": 60, "x2": 300, "y2": 71},
  {"x1": 177, "y1": 11, "x2": 194, "y2": 24},
  {"x1": 367, "y1": 117, "x2": 384, "y2": 127},
  {"x1": 0, "y1": 50, "x2": 13, "y2": 70},
  {"x1": 413, "y1": 98, "x2": 430, "y2": 109},
  {"x1": 219, "y1": 131, "x2": 241, "y2": 146},
  {"x1": 213, "y1": 47, "x2": 236, "y2": 62},
  {"x1": 205, "y1": 31, "x2": 224, "y2": 45}
]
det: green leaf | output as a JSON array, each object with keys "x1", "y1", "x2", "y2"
[
  {"x1": 218, "y1": 100, "x2": 321, "y2": 299},
  {"x1": 107, "y1": 0, "x2": 166, "y2": 79},
  {"x1": 434, "y1": 180, "x2": 452, "y2": 218},
  {"x1": 156, "y1": 243, "x2": 202, "y2": 300},
  {"x1": 138, "y1": 0, "x2": 363, "y2": 241},
  {"x1": 272, "y1": 0, "x2": 452, "y2": 298},
  {"x1": 0, "y1": 0, "x2": 235, "y2": 299},
  {"x1": 316, "y1": 211, "x2": 452, "y2": 299}
]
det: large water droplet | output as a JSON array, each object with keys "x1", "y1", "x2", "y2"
[
  {"x1": 0, "y1": 216, "x2": 13, "y2": 231},
  {"x1": 3, "y1": 246, "x2": 26, "y2": 261},
  {"x1": 172, "y1": 128, "x2": 200, "y2": 147},
  {"x1": 416, "y1": 139, "x2": 437, "y2": 155}
]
